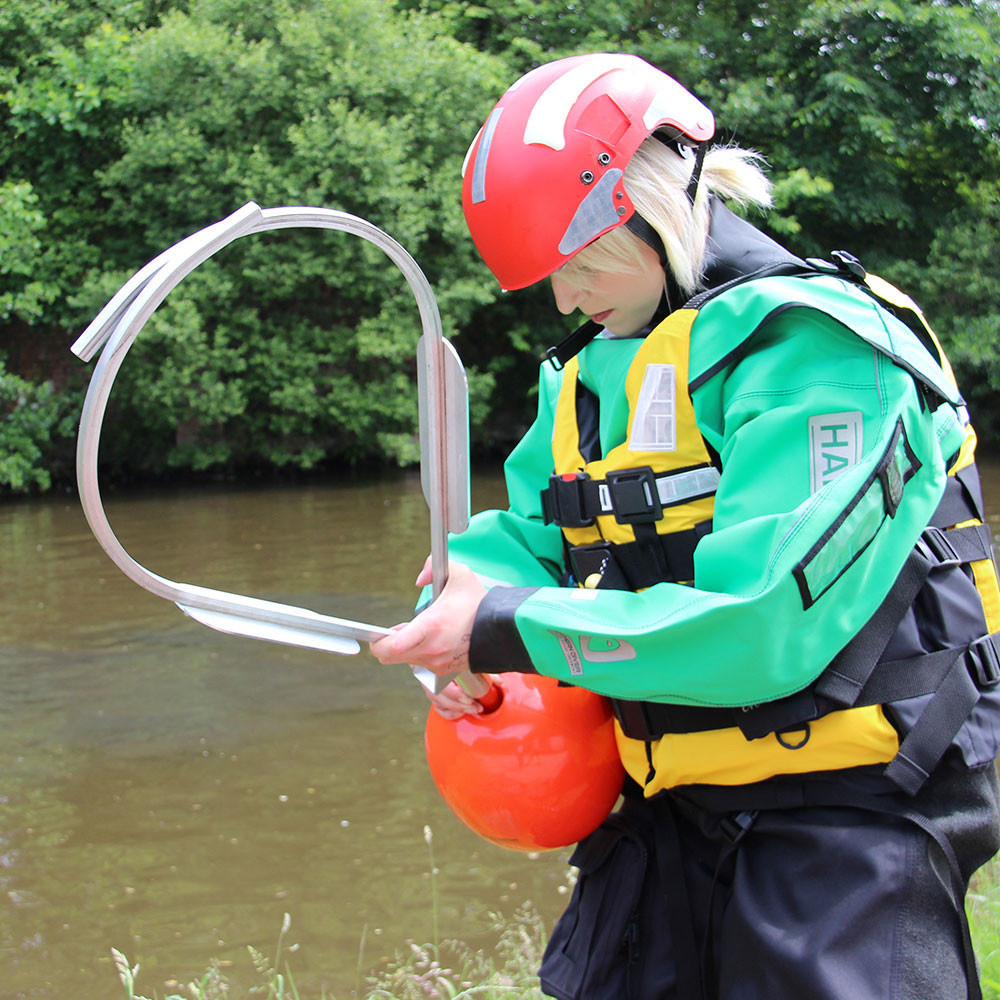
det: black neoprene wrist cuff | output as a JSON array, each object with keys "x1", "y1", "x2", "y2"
[{"x1": 469, "y1": 586, "x2": 540, "y2": 674}]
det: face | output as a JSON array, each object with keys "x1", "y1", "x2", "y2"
[{"x1": 549, "y1": 238, "x2": 665, "y2": 336}]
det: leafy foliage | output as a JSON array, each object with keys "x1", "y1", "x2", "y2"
[
  {"x1": 1, "y1": 0, "x2": 999, "y2": 492},
  {"x1": 0, "y1": 180, "x2": 59, "y2": 322},
  {"x1": 0, "y1": 359, "x2": 75, "y2": 491}
]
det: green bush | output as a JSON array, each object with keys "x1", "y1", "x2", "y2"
[
  {"x1": 2, "y1": 0, "x2": 999, "y2": 489},
  {"x1": 0, "y1": 361, "x2": 75, "y2": 492}
]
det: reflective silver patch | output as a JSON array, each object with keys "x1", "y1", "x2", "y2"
[
  {"x1": 628, "y1": 363, "x2": 676, "y2": 452},
  {"x1": 557, "y1": 169, "x2": 623, "y2": 255},
  {"x1": 656, "y1": 466, "x2": 720, "y2": 504},
  {"x1": 471, "y1": 108, "x2": 503, "y2": 205},
  {"x1": 596, "y1": 466, "x2": 720, "y2": 514},
  {"x1": 547, "y1": 629, "x2": 583, "y2": 675},
  {"x1": 580, "y1": 635, "x2": 637, "y2": 663}
]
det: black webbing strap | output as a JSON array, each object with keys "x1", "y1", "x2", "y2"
[
  {"x1": 542, "y1": 465, "x2": 719, "y2": 529},
  {"x1": 924, "y1": 522, "x2": 994, "y2": 564},
  {"x1": 817, "y1": 523, "x2": 993, "y2": 707},
  {"x1": 625, "y1": 211, "x2": 669, "y2": 268},
  {"x1": 956, "y1": 462, "x2": 988, "y2": 523},
  {"x1": 852, "y1": 632, "x2": 1000, "y2": 707},
  {"x1": 653, "y1": 803, "x2": 705, "y2": 1000},
  {"x1": 887, "y1": 807, "x2": 983, "y2": 1000},
  {"x1": 544, "y1": 319, "x2": 603, "y2": 371},
  {"x1": 615, "y1": 521, "x2": 995, "y2": 743},
  {"x1": 620, "y1": 791, "x2": 707, "y2": 1000},
  {"x1": 882, "y1": 633, "x2": 1000, "y2": 796},
  {"x1": 933, "y1": 467, "x2": 987, "y2": 528},
  {"x1": 568, "y1": 521, "x2": 712, "y2": 591},
  {"x1": 701, "y1": 809, "x2": 757, "y2": 1000},
  {"x1": 615, "y1": 698, "x2": 735, "y2": 737},
  {"x1": 685, "y1": 141, "x2": 707, "y2": 205},
  {"x1": 814, "y1": 540, "x2": 935, "y2": 705}
]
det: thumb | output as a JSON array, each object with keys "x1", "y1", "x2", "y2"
[{"x1": 414, "y1": 554, "x2": 434, "y2": 587}]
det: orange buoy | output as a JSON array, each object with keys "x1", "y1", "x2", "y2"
[{"x1": 424, "y1": 673, "x2": 625, "y2": 851}]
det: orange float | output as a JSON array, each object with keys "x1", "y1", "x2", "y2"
[{"x1": 424, "y1": 673, "x2": 625, "y2": 851}]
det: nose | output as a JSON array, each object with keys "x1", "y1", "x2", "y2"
[{"x1": 550, "y1": 273, "x2": 586, "y2": 316}]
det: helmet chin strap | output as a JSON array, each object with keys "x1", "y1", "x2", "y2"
[
  {"x1": 623, "y1": 135, "x2": 707, "y2": 312},
  {"x1": 623, "y1": 210, "x2": 684, "y2": 315},
  {"x1": 684, "y1": 141, "x2": 707, "y2": 206},
  {"x1": 546, "y1": 210, "x2": 684, "y2": 371},
  {"x1": 649, "y1": 130, "x2": 707, "y2": 206}
]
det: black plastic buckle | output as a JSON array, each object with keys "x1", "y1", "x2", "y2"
[
  {"x1": 543, "y1": 344, "x2": 565, "y2": 372},
  {"x1": 968, "y1": 634, "x2": 1000, "y2": 689},
  {"x1": 920, "y1": 526, "x2": 961, "y2": 567},
  {"x1": 541, "y1": 472, "x2": 593, "y2": 528},
  {"x1": 719, "y1": 809, "x2": 757, "y2": 844},
  {"x1": 830, "y1": 250, "x2": 867, "y2": 281},
  {"x1": 606, "y1": 467, "x2": 662, "y2": 525}
]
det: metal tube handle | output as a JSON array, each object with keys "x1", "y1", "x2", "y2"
[{"x1": 73, "y1": 202, "x2": 473, "y2": 684}]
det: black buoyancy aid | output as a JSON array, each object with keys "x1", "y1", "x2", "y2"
[{"x1": 539, "y1": 200, "x2": 1000, "y2": 796}]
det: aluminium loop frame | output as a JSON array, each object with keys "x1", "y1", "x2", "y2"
[{"x1": 73, "y1": 202, "x2": 470, "y2": 690}]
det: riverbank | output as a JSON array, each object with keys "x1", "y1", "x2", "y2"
[{"x1": 110, "y1": 847, "x2": 1000, "y2": 1000}]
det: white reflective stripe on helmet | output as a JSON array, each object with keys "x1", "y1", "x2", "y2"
[
  {"x1": 522, "y1": 53, "x2": 636, "y2": 150},
  {"x1": 469, "y1": 108, "x2": 504, "y2": 205},
  {"x1": 460, "y1": 125, "x2": 482, "y2": 179}
]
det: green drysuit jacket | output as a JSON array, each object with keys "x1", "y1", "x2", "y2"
[{"x1": 450, "y1": 273, "x2": 967, "y2": 710}]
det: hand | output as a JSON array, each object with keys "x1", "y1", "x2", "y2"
[
  {"x1": 423, "y1": 679, "x2": 487, "y2": 720},
  {"x1": 369, "y1": 560, "x2": 487, "y2": 676}
]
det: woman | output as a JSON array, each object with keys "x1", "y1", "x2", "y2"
[{"x1": 372, "y1": 53, "x2": 1000, "y2": 999}]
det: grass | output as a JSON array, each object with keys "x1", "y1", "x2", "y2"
[
  {"x1": 112, "y1": 833, "x2": 1000, "y2": 1000},
  {"x1": 970, "y1": 857, "x2": 1000, "y2": 1000},
  {"x1": 111, "y1": 825, "x2": 549, "y2": 1000},
  {"x1": 112, "y1": 904, "x2": 548, "y2": 1000}
]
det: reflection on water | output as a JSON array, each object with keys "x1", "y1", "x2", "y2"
[
  {"x1": 4, "y1": 461, "x2": 1000, "y2": 999},
  {"x1": 0, "y1": 471, "x2": 569, "y2": 999}
]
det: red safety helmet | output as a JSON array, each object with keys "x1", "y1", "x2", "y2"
[{"x1": 461, "y1": 53, "x2": 715, "y2": 291}]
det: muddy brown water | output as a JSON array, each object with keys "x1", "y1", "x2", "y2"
[
  {"x1": 0, "y1": 471, "x2": 571, "y2": 999},
  {"x1": 3, "y1": 462, "x2": 1000, "y2": 998}
]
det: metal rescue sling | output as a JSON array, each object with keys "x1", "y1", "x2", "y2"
[
  {"x1": 72, "y1": 202, "x2": 477, "y2": 696},
  {"x1": 72, "y1": 203, "x2": 624, "y2": 851}
]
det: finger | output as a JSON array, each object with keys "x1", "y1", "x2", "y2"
[
  {"x1": 425, "y1": 681, "x2": 482, "y2": 717},
  {"x1": 369, "y1": 618, "x2": 429, "y2": 664},
  {"x1": 414, "y1": 554, "x2": 434, "y2": 587},
  {"x1": 431, "y1": 703, "x2": 467, "y2": 720}
]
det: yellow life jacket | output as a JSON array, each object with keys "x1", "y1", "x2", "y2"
[
  {"x1": 544, "y1": 306, "x2": 905, "y2": 792},
  {"x1": 541, "y1": 272, "x2": 1000, "y2": 797}
]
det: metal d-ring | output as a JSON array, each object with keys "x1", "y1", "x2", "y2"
[{"x1": 72, "y1": 202, "x2": 472, "y2": 692}]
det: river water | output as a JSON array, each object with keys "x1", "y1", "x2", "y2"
[
  {"x1": 4, "y1": 462, "x2": 1000, "y2": 999},
  {"x1": 0, "y1": 471, "x2": 571, "y2": 999}
]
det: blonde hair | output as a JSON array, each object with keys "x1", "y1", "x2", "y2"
[{"x1": 558, "y1": 138, "x2": 773, "y2": 301}]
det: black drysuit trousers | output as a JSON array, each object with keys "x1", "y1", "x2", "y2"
[{"x1": 539, "y1": 763, "x2": 1000, "y2": 1000}]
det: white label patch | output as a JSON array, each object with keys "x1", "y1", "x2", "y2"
[
  {"x1": 809, "y1": 411, "x2": 863, "y2": 494},
  {"x1": 628, "y1": 364, "x2": 676, "y2": 452},
  {"x1": 548, "y1": 629, "x2": 583, "y2": 675}
]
